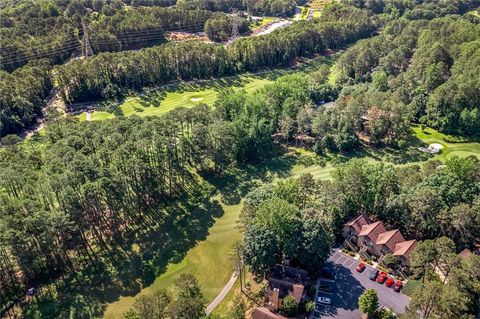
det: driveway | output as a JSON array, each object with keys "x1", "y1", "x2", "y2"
[{"x1": 313, "y1": 249, "x2": 410, "y2": 319}]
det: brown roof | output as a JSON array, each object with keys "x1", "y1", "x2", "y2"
[
  {"x1": 458, "y1": 248, "x2": 473, "y2": 258},
  {"x1": 346, "y1": 214, "x2": 371, "y2": 233},
  {"x1": 252, "y1": 307, "x2": 287, "y2": 319},
  {"x1": 358, "y1": 221, "x2": 384, "y2": 237},
  {"x1": 376, "y1": 230, "x2": 403, "y2": 245},
  {"x1": 394, "y1": 240, "x2": 417, "y2": 257}
]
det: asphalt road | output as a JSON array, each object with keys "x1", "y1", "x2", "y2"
[{"x1": 313, "y1": 249, "x2": 410, "y2": 319}]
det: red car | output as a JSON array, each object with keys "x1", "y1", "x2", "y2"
[
  {"x1": 385, "y1": 277, "x2": 395, "y2": 287},
  {"x1": 376, "y1": 272, "x2": 388, "y2": 284},
  {"x1": 393, "y1": 280, "x2": 403, "y2": 292},
  {"x1": 356, "y1": 262, "x2": 366, "y2": 273}
]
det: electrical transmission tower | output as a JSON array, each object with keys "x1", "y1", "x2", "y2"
[
  {"x1": 231, "y1": 9, "x2": 239, "y2": 40},
  {"x1": 82, "y1": 20, "x2": 94, "y2": 57}
]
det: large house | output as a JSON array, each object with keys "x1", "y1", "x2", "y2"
[
  {"x1": 343, "y1": 215, "x2": 416, "y2": 266},
  {"x1": 266, "y1": 264, "x2": 308, "y2": 311}
]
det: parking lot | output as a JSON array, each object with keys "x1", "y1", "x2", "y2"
[{"x1": 313, "y1": 248, "x2": 410, "y2": 319}]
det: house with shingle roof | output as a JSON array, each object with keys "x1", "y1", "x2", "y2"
[
  {"x1": 357, "y1": 221, "x2": 387, "y2": 253},
  {"x1": 344, "y1": 215, "x2": 417, "y2": 266},
  {"x1": 375, "y1": 229, "x2": 406, "y2": 256},
  {"x1": 342, "y1": 213, "x2": 371, "y2": 239},
  {"x1": 251, "y1": 307, "x2": 287, "y2": 319},
  {"x1": 393, "y1": 240, "x2": 417, "y2": 266},
  {"x1": 266, "y1": 264, "x2": 308, "y2": 311}
]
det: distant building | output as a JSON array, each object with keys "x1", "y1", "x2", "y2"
[
  {"x1": 344, "y1": 215, "x2": 417, "y2": 266},
  {"x1": 266, "y1": 264, "x2": 308, "y2": 311}
]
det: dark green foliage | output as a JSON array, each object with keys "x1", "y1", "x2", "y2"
[
  {"x1": 405, "y1": 238, "x2": 480, "y2": 319},
  {"x1": 242, "y1": 174, "x2": 334, "y2": 277},
  {"x1": 0, "y1": 60, "x2": 53, "y2": 136},
  {"x1": 336, "y1": 15, "x2": 480, "y2": 135},
  {"x1": 56, "y1": 5, "x2": 375, "y2": 104},
  {"x1": 124, "y1": 274, "x2": 205, "y2": 319},
  {"x1": 204, "y1": 14, "x2": 250, "y2": 42},
  {"x1": 358, "y1": 289, "x2": 379, "y2": 318},
  {"x1": 281, "y1": 295, "x2": 298, "y2": 317}
]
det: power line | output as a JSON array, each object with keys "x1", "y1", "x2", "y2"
[
  {"x1": 2, "y1": 23, "x2": 210, "y2": 66},
  {"x1": 82, "y1": 19, "x2": 94, "y2": 58}
]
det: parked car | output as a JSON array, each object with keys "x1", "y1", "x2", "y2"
[
  {"x1": 376, "y1": 272, "x2": 388, "y2": 284},
  {"x1": 356, "y1": 262, "x2": 366, "y2": 272},
  {"x1": 369, "y1": 269, "x2": 379, "y2": 280},
  {"x1": 393, "y1": 280, "x2": 403, "y2": 292},
  {"x1": 385, "y1": 277, "x2": 395, "y2": 287},
  {"x1": 317, "y1": 296, "x2": 331, "y2": 305}
]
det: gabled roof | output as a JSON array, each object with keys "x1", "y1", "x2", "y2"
[
  {"x1": 394, "y1": 240, "x2": 417, "y2": 257},
  {"x1": 358, "y1": 221, "x2": 384, "y2": 237},
  {"x1": 270, "y1": 264, "x2": 308, "y2": 286},
  {"x1": 252, "y1": 307, "x2": 287, "y2": 319},
  {"x1": 345, "y1": 213, "x2": 371, "y2": 233},
  {"x1": 458, "y1": 248, "x2": 473, "y2": 259},
  {"x1": 376, "y1": 229, "x2": 404, "y2": 245}
]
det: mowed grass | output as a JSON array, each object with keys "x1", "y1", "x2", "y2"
[
  {"x1": 412, "y1": 126, "x2": 480, "y2": 160},
  {"x1": 78, "y1": 57, "x2": 334, "y2": 122},
  {"x1": 80, "y1": 76, "x2": 272, "y2": 122},
  {"x1": 103, "y1": 201, "x2": 243, "y2": 319},
  {"x1": 103, "y1": 151, "x2": 335, "y2": 318}
]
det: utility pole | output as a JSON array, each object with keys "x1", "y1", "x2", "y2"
[
  {"x1": 81, "y1": 19, "x2": 93, "y2": 57},
  {"x1": 231, "y1": 9, "x2": 239, "y2": 41}
]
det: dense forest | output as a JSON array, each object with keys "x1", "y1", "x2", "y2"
[
  {"x1": 335, "y1": 14, "x2": 480, "y2": 135},
  {"x1": 55, "y1": 5, "x2": 374, "y2": 104},
  {"x1": 1, "y1": 0, "x2": 480, "y2": 317},
  {"x1": 0, "y1": 1, "x2": 372, "y2": 137}
]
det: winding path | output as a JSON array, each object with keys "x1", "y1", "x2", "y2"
[{"x1": 205, "y1": 271, "x2": 238, "y2": 314}]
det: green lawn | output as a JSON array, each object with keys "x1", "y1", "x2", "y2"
[
  {"x1": 412, "y1": 126, "x2": 480, "y2": 160},
  {"x1": 103, "y1": 151, "x2": 335, "y2": 318},
  {"x1": 78, "y1": 57, "x2": 334, "y2": 122},
  {"x1": 79, "y1": 76, "x2": 273, "y2": 122},
  {"x1": 103, "y1": 200, "x2": 244, "y2": 319}
]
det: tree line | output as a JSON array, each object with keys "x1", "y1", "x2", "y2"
[
  {"x1": 55, "y1": 4, "x2": 375, "y2": 104},
  {"x1": 88, "y1": 7, "x2": 217, "y2": 52},
  {"x1": 0, "y1": 2, "x2": 374, "y2": 138}
]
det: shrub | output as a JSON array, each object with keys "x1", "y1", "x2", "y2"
[
  {"x1": 281, "y1": 295, "x2": 298, "y2": 317},
  {"x1": 378, "y1": 307, "x2": 395, "y2": 319},
  {"x1": 305, "y1": 300, "x2": 315, "y2": 313},
  {"x1": 383, "y1": 254, "x2": 397, "y2": 269}
]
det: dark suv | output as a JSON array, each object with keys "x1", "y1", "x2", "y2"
[{"x1": 369, "y1": 269, "x2": 379, "y2": 280}]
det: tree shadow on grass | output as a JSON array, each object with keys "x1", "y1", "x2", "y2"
[
  {"x1": 202, "y1": 152, "x2": 300, "y2": 205},
  {"x1": 22, "y1": 189, "x2": 225, "y2": 319}
]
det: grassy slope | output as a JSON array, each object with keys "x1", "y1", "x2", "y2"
[
  {"x1": 104, "y1": 151, "x2": 335, "y2": 318},
  {"x1": 78, "y1": 57, "x2": 333, "y2": 122},
  {"x1": 80, "y1": 76, "x2": 272, "y2": 122},
  {"x1": 412, "y1": 126, "x2": 480, "y2": 160}
]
